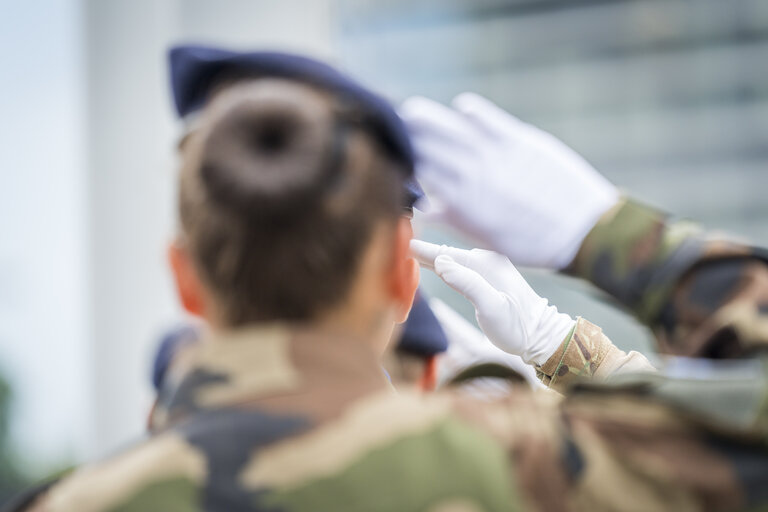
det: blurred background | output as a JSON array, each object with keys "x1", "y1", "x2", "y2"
[{"x1": 1, "y1": 0, "x2": 767, "y2": 500}]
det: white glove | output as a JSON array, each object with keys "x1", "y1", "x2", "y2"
[
  {"x1": 427, "y1": 298, "x2": 540, "y2": 388},
  {"x1": 400, "y1": 93, "x2": 619, "y2": 269},
  {"x1": 411, "y1": 240, "x2": 575, "y2": 366}
]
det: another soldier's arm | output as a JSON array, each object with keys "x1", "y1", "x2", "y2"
[
  {"x1": 567, "y1": 198, "x2": 768, "y2": 358},
  {"x1": 402, "y1": 93, "x2": 768, "y2": 358}
]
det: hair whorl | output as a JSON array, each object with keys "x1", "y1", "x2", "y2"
[{"x1": 199, "y1": 80, "x2": 342, "y2": 222}]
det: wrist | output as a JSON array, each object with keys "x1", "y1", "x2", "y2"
[
  {"x1": 555, "y1": 190, "x2": 620, "y2": 269},
  {"x1": 524, "y1": 305, "x2": 576, "y2": 366},
  {"x1": 536, "y1": 317, "x2": 620, "y2": 391}
]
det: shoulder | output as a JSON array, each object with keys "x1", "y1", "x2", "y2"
[
  {"x1": 28, "y1": 433, "x2": 206, "y2": 512},
  {"x1": 236, "y1": 390, "x2": 523, "y2": 510},
  {"x1": 24, "y1": 392, "x2": 531, "y2": 512}
]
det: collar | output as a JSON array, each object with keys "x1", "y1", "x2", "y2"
[{"x1": 150, "y1": 323, "x2": 393, "y2": 431}]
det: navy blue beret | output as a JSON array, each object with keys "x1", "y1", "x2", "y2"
[
  {"x1": 398, "y1": 292, "x2": 449, "y2": 356},
  {"x1": 168, "y1": 44, "x2": 422, "y2": 205}
]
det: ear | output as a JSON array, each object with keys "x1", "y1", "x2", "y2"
[
  {"x1": 390, "y1": 217, "x2": 420, "y2": 323},
  {"x1": 168, "y1": 240, "x2": 206, "y2": 318}
]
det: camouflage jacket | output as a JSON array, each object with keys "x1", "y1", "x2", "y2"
[
  {"x1": 18, "y1": 320, "x2": 768, "y2": 512},
  {"x1": 568, "y1": 197, "x2": 768, "y2": 358}
]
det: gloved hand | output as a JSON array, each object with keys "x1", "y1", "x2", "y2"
[
  {"x1": 411, "y1": 239, "x2": 575, "y2": 366},
  {"x1": 400, "y1": 93, "x2": 619, "y2": 269}
]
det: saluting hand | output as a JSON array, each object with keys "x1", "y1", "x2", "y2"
[
  {"x1": 411, "y1": 240, "x2": 575, "y2": 366},
  {"x1": 401, "y1": 93, "x2": 619, "y2": 270}
]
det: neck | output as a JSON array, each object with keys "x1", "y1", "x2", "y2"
[
  {"x1": 313, "y1": 303, "x2": 396, "y2": 357},
  {"x1": 205, "y1": 302, "x2": 396, "y2": 358}
]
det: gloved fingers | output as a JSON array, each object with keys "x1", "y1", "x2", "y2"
[
  {"x1": 410, "y1": 240, "x2": 473, "y2": 271},
  {"x1": 431, "y1": 246, "x2": 521, "y2": 293},
  {"x1": 410, "y1": 240, "x2": 509, "y2": 287},
  {"x1": 451, "y1": 92, "x2": 530, "y2": 141},
  {"x1": 400, "y1": 96, "x2": 480, "y2": 152},
  {"x1": 409, "y1": 239, "x2": 440, "y2": 271},
  {"x1": 433, "y1": 247, "x2": 540, "y2": 310},
  {"x1": 434, "y1": 255, "x2": 505, "y2": 314}
]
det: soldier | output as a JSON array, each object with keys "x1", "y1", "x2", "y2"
[
  {"x1": 10, "y1": 47, "x2": 768, "y2": 512},
  {"x1": 401, "y1": 93, "x2": 768, "y2": 360},
  {"x1": 159, "y1": 47, "x2": 456, "y2": 394},
  {"x1": 164, "y1": 46, "x2": 538, "y2": 395}
]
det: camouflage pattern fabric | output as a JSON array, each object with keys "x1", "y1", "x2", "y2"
[
  {"x1": 567, "y1": 197, "x2": 768, "y2": 358},
  {"x1": 17, "y1": 322, "x2": 768, "y2": 512},
  {"x1": 536, "y1": 317, "x2": 654, "y2": 392}
]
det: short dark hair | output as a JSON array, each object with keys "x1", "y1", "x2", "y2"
[{"x1": 177, "y1": 79, "x2": 406, "y2": 326}]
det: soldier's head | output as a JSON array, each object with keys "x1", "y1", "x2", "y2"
[
  {"x1": 168, "y1": 77, "x2": 420, "y2": 353},
  {"x1": 164, "y1": 45, "x2": 442, "y2": 373}
]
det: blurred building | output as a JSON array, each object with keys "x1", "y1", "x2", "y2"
[{"x1": 0, "y1": 0, "x2": 766, "y2": 493}]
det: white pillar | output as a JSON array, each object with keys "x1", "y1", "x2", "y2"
[
  {"x1": 84, "y1": 0, "x2": 181, "y2": 458},
  {"x1": 84, "y1": 0, "x2": 334, "y2": 458},
  {"x1": 0, "y1": 0, "x2": 89, "y2": 469}
]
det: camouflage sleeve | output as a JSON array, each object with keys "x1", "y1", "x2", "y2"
[
  {"x1": 566, "y1": 197, "x2": 768, "y2": 358},
  {"x1": 535, "y1": 317, "x2": 654, "y2": 392},
  {"x1": 453, "y1": 354, "x2": 768, "y2": 511},
  {"x1": 454, "y1": 349, "x2": 768, "y2": 511},
  {"x1": 557, "y1": 358, "x2": 768, "y2": 511}
]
